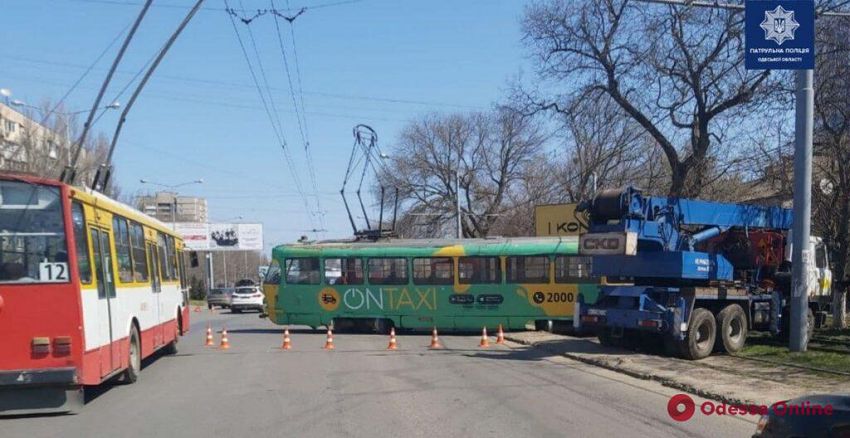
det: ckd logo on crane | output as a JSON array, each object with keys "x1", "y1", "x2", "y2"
[
  {"x1": 582, "y1": 238, "x2": 621, "y2": 250},
  {"x1": 580, "y1": 232, "x2": 637, "y2": 255}
]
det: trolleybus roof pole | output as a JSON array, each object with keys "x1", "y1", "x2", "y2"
[
  {"x1": 62, "y1": 0, "x2": 153, "y2": 185},
  {"x1": 93, "y1": 0, "x2": 206, "y2": 192}
]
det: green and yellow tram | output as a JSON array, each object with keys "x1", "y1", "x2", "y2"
[{"x1": 262, "y1": 237, "x2": 599, "y2": 331}]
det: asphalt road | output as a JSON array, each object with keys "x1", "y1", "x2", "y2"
[{"x1": 3, "y1": 311, "x2": 757, "y2": 437}]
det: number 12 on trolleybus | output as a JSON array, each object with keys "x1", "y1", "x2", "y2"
[{"x1": 0, "y1": 173, "x2": 191, "y2": 415}]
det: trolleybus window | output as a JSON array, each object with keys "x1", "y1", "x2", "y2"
[
  {"x1": 459, "y1": 256, "x2": 500, "y2": 284},
  {"x1": 285, "y1": 257, "x2": 320, "y2": 284},
  {"x1": 506, "y1": 256, "x2": 550, "y2": 283},
  {"x1": 166, "y1": 235, "x2": 178, "y2": 280},
  {"x1": 71, "y1": 201, "x2": 92, "y2": 284},
  {"x1": 157, "y1": 233, "x2": 171, "y2": 281},
  {"x1": 0, "y1": 181, "x2": 69, "y2": 283},
  {"x1": 130, "y1": 221, "x2": 148, "y2": 281},
  {"x1": 324, "y1": 258, "x2": 363, "y2": 285},
  {"x1": 412, "y1": 257, "x2": 453, "y2": 285},
  {"x1": 113, "y1": 216, "x2": 133, "y2": 283},
  {"x1": 554, "y1": 256, "x2": 594, "y2": 283},
  {"x1": 368, "y1": 258, "x2": 408, "y2": 285}
]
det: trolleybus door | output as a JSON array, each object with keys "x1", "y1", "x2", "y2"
[{"x1": 90, "y1": 228, "x2": 118, "y2": 377}]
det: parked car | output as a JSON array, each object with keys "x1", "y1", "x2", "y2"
[
  {"x1": 754, "y1": 393, "x2": 850, "y2": 438},
  {"x1": 207, "y1": 287, "x2": 234, "y2": 309},
  {"x1": 230, "y1": 286, "x2": 264, "y2": 313},
  {"x1": 235, "y1": 278, "x2": 256, "y2": 287}
]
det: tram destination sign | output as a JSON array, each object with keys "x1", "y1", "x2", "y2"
[{"x1": 745, "y1": 0, "x2": 815, "y2": 70}]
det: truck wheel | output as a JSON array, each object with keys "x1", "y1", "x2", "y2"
[
  {"x1": 682, "y1": 308, "x2": 716, "y2": 360},
  {"x1": 715, "y1": 304, "x2": 747, "y2": 354},
  {"x1": 598, "y1": 329, "x2": 615, "y2": 347},
  {"x1": 123, "y1": 326, "x2": 141, "y2": 383}
]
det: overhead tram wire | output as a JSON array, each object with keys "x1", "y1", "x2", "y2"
[
  {"x1": 39, "y1": 22, "x2": 130, "y2": 134},
  {"x1": 285, "y1": 0, "x2": 326, "y2": 234},
  {"x1": 3, "y1": 54, "x2": 485, "y2": 111},
  {"x1": 284, "y1": 0, "x2": 311, "y2": 142},
  {"x1": 238, "y1": 0, "x2": 314, "y2": 227},
  {"x1": 224, "y1": 0, "x2": 316, "y2": 230},
  {"x1": 65, "y1": 0, "x2": 364, "y2": 13},
  {"x1": 270, "y1": 0, "x2": 326, "y2": 234}
]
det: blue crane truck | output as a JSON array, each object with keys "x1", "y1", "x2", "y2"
[{"x1": 575, "y1": 187, "x2": 833, "y2": 360}]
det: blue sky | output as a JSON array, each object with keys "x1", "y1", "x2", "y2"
[{"x1": 2, "y1": 0, "x2": 531, "y2": 249}]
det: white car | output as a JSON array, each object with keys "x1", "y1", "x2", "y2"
[{"x1": 230, "y1": 286, "x2": 264, "y2": 313}]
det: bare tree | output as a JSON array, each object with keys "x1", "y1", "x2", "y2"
[
  {"x1": 811, "y1": 17, "x2": 850, "y2": 328},
  {"x1": 382, "y1": 109, "x2": 545, "y2": 238},
  {"x1": 554, "y1": 96, "x2": 669, "y2": 200},
  {"x1": 0, "y1": 100, "x2": 117, "y2": 195},
  {"x1": 520, "y1": 0, "x2": 787, "y2": 198}
]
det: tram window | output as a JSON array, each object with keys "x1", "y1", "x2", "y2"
[
  {"x1": 459, "y1": 256, "x2": 500, "y2": 284},
  {"x1": 265, "y1": 260, "x2": 281, "y2": 285},
  {"x1": 413, "y1": 257, "x2": 453, "y2": 285},
  {"x1": 285, "y1": 258, "x2": 320, "y2": 285},
  {"x1": 368, "y1": 258, "x2": 409, "y2": 285},
  {"x1": 112, "y1": 216, "x2": 133, "y2": 283},
  {"x1": 129, "y1": 222, "x2": 148, "y2": 281},
  {"x1": 506, "y1": 256, "x2": 550, "y2": 283},
  {"x1": 555, "y1": 256, "x2": 594, "y2": 283},
  {"x1": 71, "y1": 202, "x2": 92, "y2": 284},
  {"x1": 324, "y1": 258, "x2": 363, "y2": 285}
]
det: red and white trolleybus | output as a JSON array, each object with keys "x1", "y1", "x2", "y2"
[{"x1": 0, "y1": 173, "x2": 190, "y2": 414}]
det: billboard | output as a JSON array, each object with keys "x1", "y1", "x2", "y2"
[
  {"x1": 172, "y1": 223, "x2": 263, "y2": 251},
  {"x1": 534, "y1": 204, "x2": 586, "y2": 237}
]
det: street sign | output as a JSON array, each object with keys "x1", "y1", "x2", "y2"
[{"x1": 745, "y1": 0, "x2": 815, "y2": 70}]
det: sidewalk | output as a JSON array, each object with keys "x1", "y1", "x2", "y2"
[{"x1": 505, "y1": 331, "x2": 848, "y2": 405}]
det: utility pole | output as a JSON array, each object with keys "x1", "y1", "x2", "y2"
[
  {"x1": 207, "y1": 252, "x2": 214, "y2": 291},
  {"x1": 790, "y1": 69, "x2": 815, "y2": 351},
  {"x1": 456, "y1": 169, "x2": 462, "y2": 239}
]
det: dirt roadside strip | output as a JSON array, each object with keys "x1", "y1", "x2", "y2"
[{"x1": 504, "y1": 331, "x2": 849, "y2": 406}]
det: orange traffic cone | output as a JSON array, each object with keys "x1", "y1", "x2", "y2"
[
  {"x1": 479, "y1": 327, "x2": 490, "y2": 348},
  {"x1": 219, "y1": 327, "x2": 230, "y2": 350},
  {"x1": 281, "y1": 328, "x2": 292, "y2": 350},
  {"x1": 204, "y1": 324, "x2": 214, "y2": 347},
  {"x1": 496, "y1": 324, "x2": 506, "y2": 345},
  {"x1": 429, "y1": 327, "x2": 443, "y2": 349},
  {"x1": 387, "y1": 328, "x2": 398, "y2": 350},
  {"x1": 323, "y1": 328, "x2": 335, "y2": 350}
]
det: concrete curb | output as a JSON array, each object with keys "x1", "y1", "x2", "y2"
[{"x1": 505, "y1": 334, "x2": 754, "y2": 406}]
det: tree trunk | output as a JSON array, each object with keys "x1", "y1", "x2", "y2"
[{"x1": 834, "y1": 289, "x2": 848, "y2": 329}]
